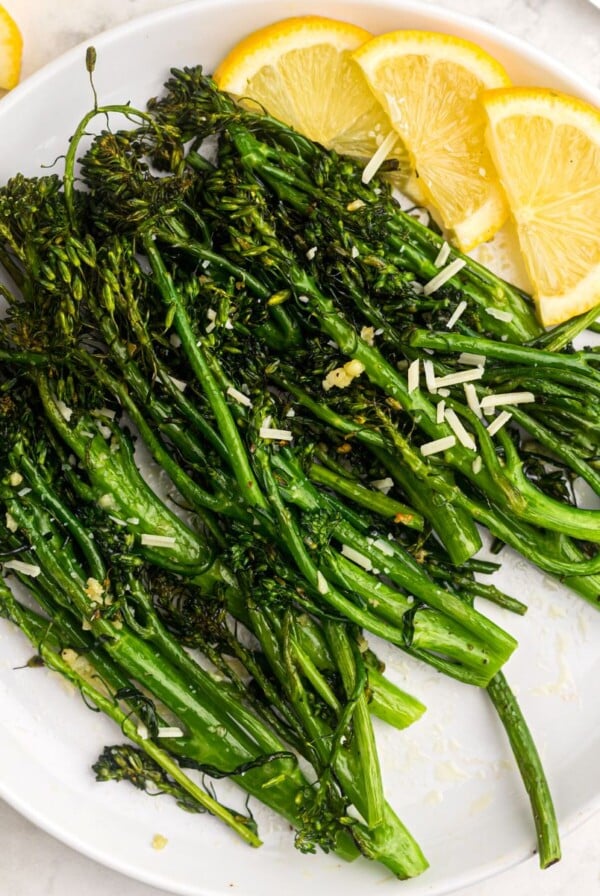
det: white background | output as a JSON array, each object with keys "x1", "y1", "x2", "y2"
[{"x1": 1, "y1": 1, "x2": 599, "y2": 895}]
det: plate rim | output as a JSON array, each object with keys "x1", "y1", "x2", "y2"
[{"x1": 1, "y1": 1, "x2": 599, "y2": 894}]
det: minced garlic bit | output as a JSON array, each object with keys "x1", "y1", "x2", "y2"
[
  {"x1": 420, "y1": 435, "x2": 456, "y2": 457},
  {"x1": 346, "y1": 199, "x2": 366, "y2": 212},
  {"x1": 423, "y1": 258, "x2": 467, "y2": 296},
  {"x1": 472, "y1": 456, "x2": 483, "y2": 474},
  {"x1": 5, "y1": 512, "x2": 17, "y2": 533},
  {"x1": 306, "y1": 246, "x2": 318, "y2": 261},
  {"x1": 56, "y1": 400, "x2": 74, "y2": 422},
  {"x1": 322, "y1": 359, "x2": 365, "y2": 391},
  {"x1": 360, "y1": 326, "x2": 375, "y2": 346},
  {"x1": 98, "y1": 493, "x2": 115, "y2": 510},
  {"x1": 151, "y1": 834, "x2": 168, "y2": 851},
  {"x1": 8, "y1": 471, "x2": 23, "y2": 487},
  {"x1": 85, "y1": 577, "x2": 105, "y2": 602},
  {"x1": 433, "y1": 241, "x2": 451, "y2": 268}
]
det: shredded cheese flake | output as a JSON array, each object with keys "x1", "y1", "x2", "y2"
[
  {"x1": 140, "y1": 534, "x2": 177, "y2": 548},
  {"x1": 226, "y1": 386, "x2": 252, "y2": 408},
  {"x1": 433, "y1": 242, "x2": 451, "y2": 268},
  {"x1": 316, "y1": 571, "x2": 329, "y2": 594},
  {"x1": 487, "y1": 410, "x2": 513, "y2": 437},
  {"x1": 168, "y1": 375, "x2": 187, "y2": 393},
  {"x1": 373, "y1": 537, "x2": 394, "y2": 557},
  {"x1": 259, "y1": 427, "x2": 293, "y2": 441},
  {"x1": 458, "y1": 353, "x2": 486, "y2": 367},
  {"x1": 157, "y1": 726, "x2": 184, "y2": 738},
  {"x1": 407, "y1": 359, "x2": 420, "y2": 393},
  {"x1": 420, "y1": 435, "x2": 456, "y2": 456},
  {"x1": 472, "y1": 456, "x2": 483, "y2": 474},
  {"x1": 446, "y1": 300, "x2": 468, "y2": 329},
  {"x1": 423, "y1": 359, "x2": 437, "y2": 393},
  {"x1": 436, "y1": 400, "x2": 446, "y2": 424},
  {"x1": 361, "y1": 131, "x2": 397, "y2": 184},
  {"x1": 306, "y1": 247, "x2": 317, "y2": 261},
  {"x1": 444, "y1": 408, "x2": 476, "y2": 450},
  {"x1": 370, "y1": 477, "x2": 393, "y2": 494},
  {"x1": 341, "y1": 544, "x2": 373, "y2": 571},
  {"x1": 464, "y1": 383, "x2": 482, "y2": 418},
  {"x1": 4, "y1": 559, "x2": 41, "y2": 577},
  {"x1": 480, "y1": 391, "x2": 535, "y2": 410},
  {"x1": 434, "y1": 367, "x2": 484, "y2": 388},
  {"x1": 423, "y1": 259, "x2": 467, "y2": 296},
  {"x1": 486, "y1": 307, "x2": 513, "y2": 322},
  {"x1": 5, "y1": 512, "x2": 17, "y2": 533}
]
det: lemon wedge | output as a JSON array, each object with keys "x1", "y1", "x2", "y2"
[
  {"x1": 0, "y1": 4, "x2": 22, "y2": 91},
  {"x1": 483, "y1": 87, "x2": 600, "y2": 326},
  {"x1": 353, "y1": 30, "x2": 512, "y2": 251},
  {"x1": 214, "y1": 16, "x2": 406, "y2": 170}
]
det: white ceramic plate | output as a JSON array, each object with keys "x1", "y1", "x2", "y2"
[{"x1": 1, "y1": 2, "x2": 599, "y2": 895}]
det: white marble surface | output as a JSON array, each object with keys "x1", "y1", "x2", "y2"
[{"x1": 1, "y1": 1, "x2": 599, "y2": 894}]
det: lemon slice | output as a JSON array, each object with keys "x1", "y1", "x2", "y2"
[
  {"x1": 353, "y1": 30, "x2": 512, "y2": 251},
  {"x1": 0, "y1": 4, "x2": 22, "y2": 91},
  {"x1": 483, "y1": 87, "x2": 600, "y2": 326},
  {"x1": 214, "y1": 16, "x2": 407, "y2": 169}
]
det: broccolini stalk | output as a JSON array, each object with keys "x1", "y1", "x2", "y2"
[
  {"x1": 487, "y1": 673, "x2": 560, "y2": 869},
  {"x1": 0, "y1": 580, "x2": 262, "y2": 847}
]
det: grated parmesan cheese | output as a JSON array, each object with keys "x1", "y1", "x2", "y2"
[
  {"x1": 423, "y1": 258, "x2": 466, "y2": 296},
  {"x1": 433, "y1": 241, "x2": 451, "y2": 268},
  {"x1": 306, "y1": 246, "x2": 317, "y2": 261},
  {"x1": 434, "y1": 367, "x2": 484, "y2": 388},
  {"x1": 259, "y1": 427, "x2": 293, "y2": 441},
  {"x1": 423, "y1": 359, "x2": 437, "y2": 393},
  {"x1": 5, "y1": 512, "x2": 17, "y2": 533},
  {"x1": 446, "y1": 300, "x2": 467, "y2": 329},
  {"x1": 4, "y1": 559, "x2": 41, "y2": 577},
  {"x1": 370, "y1": 477, "x2": 393, "y2": 494},
  {"x1": 341, "y1": 544, "x2": 373, "y2": 571},
  {"x1": 480, "y1": 391, "x2": 535, "y2": 410},
  {"x1": 361, "y1": 131, "x2": 397, "y2": 184},
  {"x1": 444, "y1": 408, "x2": 476, "y2": 450},
  {"x1": 487, "y1": 410, "x2": 513, "y2": 437},
  {"x1": 472, "y1": 456, "x2": 483, "y2": 474},
  {"x1": 436, "y1": 399, "x2": 446, "y2": 424},
  {"x1": 407, "y1": 359, "x2": 420, "y2": 393},
  {"x1": 157, "y1": 726, "x2": 184, "y2": 738},
  {"x1": 486, "y1": 307, "x2": 513, "y2": 322},
  {"x1": 420, "y1": 435, "x2": 456, "y2": 456},
  {"x1": 226, "y1": 385, "x2": 252, "y2": 408},
  {"x1": 458, "y1": 353, "x2": 486, "y2": 367},
  {"x1": 316, "y1": 571, "x2": 329, "y2": 594},
  {"x1": 140, "y1": 534, "x2": 177, "y2": 548},
  {"x1": 464, "y1": 383, "x2": 482, "y2": 419}
]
